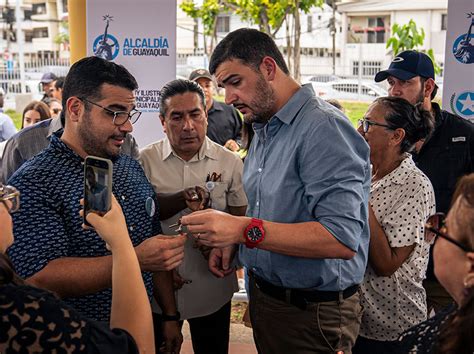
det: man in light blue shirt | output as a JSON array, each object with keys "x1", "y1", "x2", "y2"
[{"x1": 182, "y1": 28, "x2": 370, "y2": 353}]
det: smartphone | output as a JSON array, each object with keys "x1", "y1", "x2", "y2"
[{"x1": 84, "y1": 156, "x2": 113, "y2": 227}]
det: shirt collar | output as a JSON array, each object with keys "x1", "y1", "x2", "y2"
[
  {"x1": 162, "y1": 136, "x2": 218, "y2": 162},
  {"x1": 50, "y1": 131, "x2": 84, "y2": 163},
  {"x1": 208, "y1": 100, "x2": 223, "y2": 114},
  {"x1": 375, "y1": 154, "x2": 416, "y2": 187},
  {"x1": 252, "y1": 84, "x2": 313, "y2": 142}
]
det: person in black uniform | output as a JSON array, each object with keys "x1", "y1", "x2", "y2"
[
  {"x1": 189, "y1": 69, "x2": 242, "y2": 152},
  {"x1": 375, "y1": 50, "x2": 474, "y2": 313}
]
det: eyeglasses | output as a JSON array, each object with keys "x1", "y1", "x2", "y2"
[
  {"x1": 80, "y1": 97, "x2": 141, "y2": 126},
  {"x1": 0, "y1": 184, "x2": 20, "y2": 213},
  {"x1": 425, "y1": 213, "x2": 473, "y2": 253},
  {"x1": 52, "y1": 108, "x2": 62, "y2": 114},
  {"x1": 358, "y1": 118, "x2": 394, "y2": 133}
]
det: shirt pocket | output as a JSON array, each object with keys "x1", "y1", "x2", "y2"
[{"x1": 209, "y1": 182, "x2": 228, "y2": 211}]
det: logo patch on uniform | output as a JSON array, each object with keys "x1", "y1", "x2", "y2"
[
  {"x1": 392, "y1": 56, "x2": 404, "y2": 62},
  {"x1": 145, "y1": 197, "x2": 156, "y2": 217},
  {"x1": 452, "y1": 136, "x2": 466, "y2": 142}
]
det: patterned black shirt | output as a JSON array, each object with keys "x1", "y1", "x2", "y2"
[{"x1": 7, "y1": 133, "x2": 161, "y2": 321}]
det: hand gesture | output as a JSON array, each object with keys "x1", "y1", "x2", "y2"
[
  {"x1": 183, "y1": 186, "x2": 210, "y2": 211},
  {"x1": 135, "y1": 234, "x2": 186, "y2": 272},
  {"x1": 80, "y1": 195, "x2": 130, "y2": 251},
  {"x1": 209, "y1": 246, "x2": 236, "y2": 278}
]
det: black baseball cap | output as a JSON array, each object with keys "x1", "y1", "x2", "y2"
[
  {"x1": 40, "y1": 72, "x2": 57, "y2": 84},
  {"x1": 375, "y1": 50, "x2": 435, "y2": 82},
  {"x1": 189, "y1": 69, "x2": 213, "y2": 82}
]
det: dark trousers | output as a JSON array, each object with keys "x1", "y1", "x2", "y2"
[
  {"x1": 153, "y1": 301, "x2": 231, "y2": 354},
  {"x1": 249, "y1": 274, "x2": 362, "y2": 354},
  {"x1": 187, "y1": 301, "x2": 232, "y2": 354},
  {"x1": 353, "y1": 336, "x2": 401, "y2": 354}
]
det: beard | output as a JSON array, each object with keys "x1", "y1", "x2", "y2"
[
  {"x1": 415, "y1": 84, "x2": 425, "y2": 105},
  {"x1": 241, "y1": 74, "x2": 276, "y2": 125},
  {"x1": 77, "y1": 110, "x2": 122, "y2": 160}
]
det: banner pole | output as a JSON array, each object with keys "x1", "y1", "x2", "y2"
[{"x1": 69, "y1": 0, "x2": 87, "y2": 64}]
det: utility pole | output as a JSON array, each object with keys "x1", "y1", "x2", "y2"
[
  {"x1": 15, "y1": 0, "x2": 25, "y2": 93},
  {"x1": 331, "y1": 0, "x2": 336, "y2": 75}
]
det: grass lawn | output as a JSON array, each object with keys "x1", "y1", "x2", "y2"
[
  {"x1": 340, "y1": 100, "x2": 370, "y2": 127},
  {"x1": 5, "y1": 109, "x2": 23, "y2": 130}
]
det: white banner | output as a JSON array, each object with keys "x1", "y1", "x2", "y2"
[
  {"x1": 86, "y1": 0, "x2": 176, "y2": 147},
  {"x1": 442, "y1": 0, "x2": 474, "y2": 121}
]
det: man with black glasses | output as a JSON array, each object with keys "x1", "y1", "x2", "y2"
[{"x1": 7, "y1": 56, "x2": 184, "y2": 353}]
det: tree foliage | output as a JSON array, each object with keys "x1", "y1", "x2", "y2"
[
  {"x1": 386, "y1": 19, "x2": 441, "y2": 75},
  {"x1": 180, "y1": 0, "x2": 324, "y2": 79}
]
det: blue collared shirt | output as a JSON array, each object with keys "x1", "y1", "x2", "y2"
[
  {"x1": 239, "y1": 84, "x2": 371, "y2": 291},
  {"x1": 8, "y1": 133, "x2": 160, "y2": 321}
]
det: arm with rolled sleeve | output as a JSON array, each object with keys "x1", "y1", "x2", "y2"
[
  {"x1": 257, "y1": 117, "x2": 370, "y2": 258},
  {"x1": 184, "y1": 115, "x2": 370, "y2": 259}
]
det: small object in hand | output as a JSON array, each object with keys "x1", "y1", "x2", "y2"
[
  {"x1": 190, "y1": 192, "x2": 199, "y2": 200},
  {"x1": 168, "y1": 219, "x2": 187, "y2": 233}
]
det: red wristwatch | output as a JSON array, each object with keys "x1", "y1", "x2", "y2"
[{"x1": 244, "y1": 218, "x2": 265, "y2": 248}]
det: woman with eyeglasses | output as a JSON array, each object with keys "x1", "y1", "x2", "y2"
[
  {"x1": 398, "y1": 174, "x2": 474, "y2": 353},
  {"x1": 0, "y1": 184, "x2": 154, "y2": 353},
  {"x1": 353, "y1": 96, "x2": 435, "y2": 353}
]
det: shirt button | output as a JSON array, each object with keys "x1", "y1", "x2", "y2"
[
  {"x1": 121, "y1": 195, "x2": 126, "y2": 200},
  {"x1": 256, "y1": 201, "x2": 260, "y2": 206},
  {"x1": 258, "y1": 168, "x2": 262, "y2": 173},
  {"x1": 129, "y1": 226, "x2": 134, "y2": 231}
]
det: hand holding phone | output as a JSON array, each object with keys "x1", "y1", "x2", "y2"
[{"x1": 84, "y1": 156, "x2": 112, "y2": 227}]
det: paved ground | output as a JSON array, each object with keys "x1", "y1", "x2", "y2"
[{"x1": 180, "y1": 301, "x2": 257, "y2": 354}]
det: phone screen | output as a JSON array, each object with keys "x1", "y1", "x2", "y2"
[{"x1": 84, "y1": 156, "x2": 112, "y2": 227}]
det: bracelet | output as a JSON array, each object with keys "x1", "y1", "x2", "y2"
[{"x1": 162, "y1": 311, "x2": 181, "y2": 322}]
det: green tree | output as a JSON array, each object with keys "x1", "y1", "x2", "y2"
[
  {"x1": 54, "y1": 21, "x2": 70, "y2": 49},
  {"x1": 386, "y1": 19, "x2": 441, "y2": 75},
  {"x1": 180, "y1": 0, "x2": 323, "y2": 80},
  {"x1": 180, "y1": 0, "x2": 222, "y2": 55}
]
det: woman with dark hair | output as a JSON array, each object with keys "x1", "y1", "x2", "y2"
[
  {"x1": 398, "y1": 173, "x2": 474, "y2": 353},
  {"x1": 353, "y1": 96, "x2": 436, "y2": 353},
  {"x1": 0, "y1": 184, "x2": 154, "y2": 353},
  {"x1": 21, "y1": 100, "x2": 51, "y2": 129}
]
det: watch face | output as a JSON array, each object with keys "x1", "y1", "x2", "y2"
[{"x1": 247, "y1": 226, "x2": 263, "y2": 242}]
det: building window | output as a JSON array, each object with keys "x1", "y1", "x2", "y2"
[
  {"x1": 367, "y1": 17, "x2": 385, "y2": 43},
  {"x1": 33, "y1": 27, "x2": 49, "y2": 38},
  {"x1": 441, "y1": 14, "x2": 447, "y2": 30},
  {"x1": 62, "y1": 0, "x2": 68, "y2": 12},
  {"x1": 32, "y1": 3, "x2": 47, "y2": 15},
  {"x1": 25, "y1": 30, "x2": 33, "y2": 42},
  {"x1": 216, "y1": 16, "x2": 230, "y2": 33},
  {"x1": 24, "y1": 9, "x2": 32, "y2": 20},
  {"x1": 307, "y1": 15, "x2": 313, "y2": 33},
  {"x1": 352, "y1": 61, "x2": 382, "y2": 76}
]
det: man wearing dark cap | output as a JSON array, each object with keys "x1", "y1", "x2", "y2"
[
  {"x1": 189, "y1": 69, "x2": 242, "y2": 151},
  {"x1": 375, "y1": 50, "x2": 474, "y2": 313},
  {"x1": 40, "y1": 72, "x2": 57, "y2": 103}
]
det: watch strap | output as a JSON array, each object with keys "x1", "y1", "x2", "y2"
[{"x1": 161, "y1": 311, "x2": 181, "y2": 322}]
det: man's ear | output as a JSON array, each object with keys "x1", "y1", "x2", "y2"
[
  {"x1": 424, "y1": 78, "x2": 436, "y2": 99},
  {"x1": 66, "y1": 97, "x2": 83, "y2": 123},
  {"x1": 260, "y1": 56, "x2": 277, "y2": 81},
  {"x1": 160, "y1": 115, "x2": 167, "y2": 133}
]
